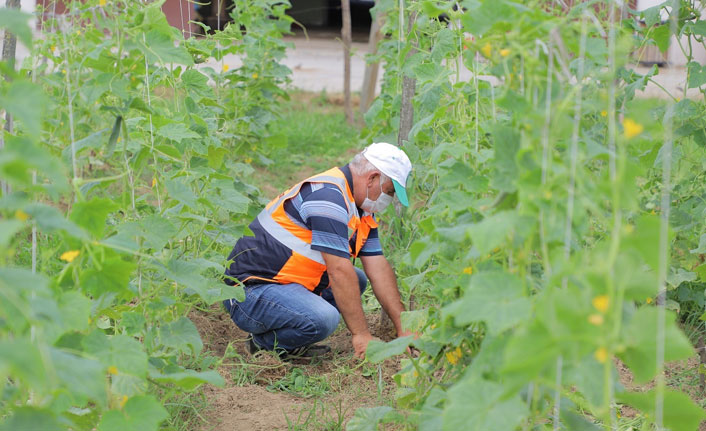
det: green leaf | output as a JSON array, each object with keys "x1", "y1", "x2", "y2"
[
  {"x1": 346, "y1": 406, "x2": 394, "y2": 431},
  {"x1": 687, "y1": 61, "x2": 706, "y2": 88},
  {"x1": 165, "y1": 178, "x2": 198, "y2": 208},
  {"x1": 149, "y1": 368, "x2": 224, "y2": 390},
  {"x1": 444, "y1": 272, "x2": 531, "y2": 335},
  {"x1": 135, "y1": 215, "x2": 177, "y2": 250},
  {"x1": 616, "y1": 389, "x2": 706, "y2": 431},
  {"x1": 0, "y1": 339, "x2": 48, "y2": 390},
  {"x1": 443, "y1": 377, "x2": 528, "y2": 431},
  {"x1": 181, "y1": 69, "x2": 213, "y2": 100},
  {"x1": 83, "y1": 331, "x2": 148, "y2": 377},
  {"x1": 642, "y1": 4, "x2": 663, "y2": 27},
  {"x1": 0, "y1": 407, "x2": 62, "y2": 431},
  {"x1": 651, "y1": 24, "x2": 671, "y2": 53},
  {"x1": 25, "y1": 203, "x2": 88, "y2": 240},
  {"x1": 98, "y1": 395, "x2": 168, "y2": 431},
  {"x1": 142, "y1": 29, "x2": 193, "y2": 65},
  {"x1": 0, "y1": 219, "x2": 23, "y2": 248},
  {"x1": 80, "y1": 257, "x2": 136, "y2": 297},
  {"x1": 466, "y1": 211, "x2": 519, "y2": 256},
  {"x1": 69, "y1": 198, "x2": 118, "y2": 238},
  {"x1": 50, "y1": 348, "x2": 107, "y2": 407},
  {"x1": 156, "y1": 123, "x2": 201, "y2": 143},
  {"x1": 618, "y1": 307, "x2": 694, "y2": 383},
  {"x1": 158, "y1": 317, "x2": 203, "y2": 356},
  {"x1": 366, "y1": 336, "x2": 414, "y2": 363},
  {"x1": 461, "y1": 0, "x2": 519, "y2": 35},
  {"x1": 218, "y1": 189, "x2": 250, "y2": 214},
  {"x1": 431, "y1": 28, "x2": 456, "y2": 63},
  {"x1": 57, "y1": 291, "x2": 91, "y2": 333},
  {"x1": 491, "y1": 124, "x2": 520, "y2": 192},
  {"x1": 0, "y1": 81, "x2": 46, "y2": 138},
  {"x1": 0, "y1": 8, "x2": 33, "y2": 48}
]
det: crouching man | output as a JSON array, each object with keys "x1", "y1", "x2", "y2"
[{"x1": 223, "y1": 143, "x2": 412, "y2": 360}]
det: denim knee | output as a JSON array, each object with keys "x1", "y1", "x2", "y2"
[{"x1": 308, "y1": 305, "x2": 340, "y2": 342}]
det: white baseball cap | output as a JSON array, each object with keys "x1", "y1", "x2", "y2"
[{"x1": 362, "y1": 142, "x2": 412, "y2": 207}]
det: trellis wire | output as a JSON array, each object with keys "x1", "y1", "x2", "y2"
[
  {"x1": 655, "y1": 1, "x2": 680, "y2": 427},
  {"x1": 537, "y1": 39, "x2": 553, "y2": 276},
  {"x1": 143, "y1": 33, "x2": 162, "y2": 212},
  {"x1": 60, "y1": 17, "x2": 78, "y2": 190}
]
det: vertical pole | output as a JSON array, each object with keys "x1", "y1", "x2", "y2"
[
  {"x1": 1, "y1": 0, "x2": 22, "y2": 196},
  {"x1": 360, "y1": 12, "x2": 384, "y2": 116},
  {"x1": 397, "y1": 9, "x2": 417, "y2": 147},
  {"x1": 341, "y1": 0, "x2": 353, "y2": 124}
]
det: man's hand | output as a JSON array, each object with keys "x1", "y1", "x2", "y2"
[{"x1": 352, "y1": 333, "x2": 379, "y2": 359}]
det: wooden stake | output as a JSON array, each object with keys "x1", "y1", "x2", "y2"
[
  {"x1": 1, "y1": 0, "x2": 22, "y2": 196},
  {"x1": 341, "y1": 0, "x2": 353, "y2": 124},
  {"x1": 360, "y1": 12, "x2": 384, "y2": 118},
  {"x1": 397, "y1": 11, "x2": 417, "y2": 146}
]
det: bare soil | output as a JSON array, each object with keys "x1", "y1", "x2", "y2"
[
  {"x1": 190, "y1": 305, "x2": 400, "y2": 431},
  {"x1": 616, "y1": 356, "x2": 706, "y2": 430}
]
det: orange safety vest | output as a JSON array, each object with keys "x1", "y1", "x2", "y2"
[{"x1": 238, "y1": 167, "x2": 377, "y2": 291}]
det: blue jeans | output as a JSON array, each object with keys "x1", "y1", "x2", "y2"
[{"x1": 223, "y1": 267, "x2": 367, "y2": 351}]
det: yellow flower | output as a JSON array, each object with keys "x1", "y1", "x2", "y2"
[
  {"x1": 600, "y1": 110, "x2": 607, "y2": 117},
  {"x1": 500, "y1": 48, "x2": 510, "y2": 57},
  {"x1": 594, "y1": 347, "x2": 608, "y2": 363},
  {"x1": 480, "y1": 43, "x2": 492, "y2": 58},
  {"x1": 107, "y1": 365, "x2": 119, "y2": 375},
  {"x1": 245, "y1": 157, "x2": 252, "y2": 163},
  {"x1": 624, "y1": 224, "x2": 634, "y2": 234},
  {"x1": 463, "y1": 267, "x2": 473, "y2": 274},
  {"x1": 445, "y1": 347, "x2": 462, "y2": 365},
  {"x1": 592, "y1": 295, "x2": 609, "y2": 313},
  {"x1": 646, "y1": 297, "x2": 653, "y2": 304},
  {"x1": 588, "y1": 314, "x2": 604, "y2": 326},
  {"x1": 62, "y1": 69, "x2": 66, "y2": 74},
  {"x1": 99, "y1": 0, "x2": 106, "y2": 6},
  {"x1": 60, "y1": 250, "x2": 80, "y2": 262},
  {"x1": 252, "y1": 73, "x2": 259, "y2": 79},
  {"x1": 151, "y1": 177, "x2": 157, "y2": 188},
  {"x1": 543, "y1": 190, "x2": 552, "y2": 199},
  {"x1": 119, "y1": 395, "x2": 128, "y2": 408},
  {"x1": 15, "y1": 209, "x2": 29, "y2": 221},
  {"x1": 623, "y1": 118, "x2": 644, "y2": 139},
  {"x1": 222, "y1": 64, "x2": 229, "y2": 73}
]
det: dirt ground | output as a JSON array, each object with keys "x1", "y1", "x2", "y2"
[
  {"x1": 616, "y1": 356, "x2": 706, "y2": 430},
  {"x1": 190, "y1": 305, "x2": 401, "y2": 431}
]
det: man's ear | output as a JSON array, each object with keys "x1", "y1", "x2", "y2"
[{"x1": 367, "y1": 171, "x2": 380, "y2": 187}]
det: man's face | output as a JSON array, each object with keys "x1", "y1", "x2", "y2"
[{"x1": 367, "y1": 172, "x2": 395, "y2": 200}]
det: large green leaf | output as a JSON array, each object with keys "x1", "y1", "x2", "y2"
[
  {"x1": 50, "y1": 348, "x2": 107, "y2": 407},
  {"x1": 83, "y1": 331, "x2": 148, "y2": 378},
  {"x1": 0, "y1": 219, "x2": 23, "y2": 248},
  {"x1": 158, "y1": 317, "x2": 203, "y2": 356},
  {"x1": 69, "y1": 198, "x2": 118, "y2": 238},
  {"x1": 0, "y1": 407, "x2": 62, "y2": 431},
  {"x1": 466, "y1": 211, "x2": 520, "y2": 255},
  {"x1": 618, "y1": 307, "x2": 694, "y2": 383},
  {"x1": 0, "y1": 339, "x2": 48, "y2": 390},
  {"x1": 24, "y1": 203, "x2": 88, "y2": 240},
  {"x1": 444, "y1": 272, "x2": 531, "y2": 335},
  {"x1": 165, "y1": 178, "x2": 198, "y2": 208},
  {"x1": 181, "y1": 69, "x2": 213, "y2": 101},
  {"x1": 366, "y1": 336, "x2": 414, "y2": 363},
  {"x1": 431, "y1": 28, "x2": 456, "y2": 63},
  {"x1": 443, "y1": 377, "x2": 528, "y2": 431},
  {"x1": 491, "y1": 124, "x2": 520, "y2": 192},
  {"x1": 0, "y1": 8, "x2": 33, "y2": 47},
  {"x1": 687, "y1": 61, "x2": 706, "y2": 89},
  {"x1": 98, "y1": 395, "x2": 168, "y2": 431},
  {"x1": 346, "y1": 406, "x2": 394, "y2": 431},
  {"x1": 80, "y1": 256, "x2": 136, "y2": 297},
  {"x1": 617, "y1": 389, "x2": 706, "y2": 431},
  {"x1": 142, "y1": 29, "x2": 193, "y2": 65},
  {"x1": 157, "y1": 123, "x2": 201, "y2": 143},
  {"x1": 149, "y1": 368, "x2": 224, "y2": 390},
  {"x1": 0, "y1": 81, "x2": 46, "y2": 138}
]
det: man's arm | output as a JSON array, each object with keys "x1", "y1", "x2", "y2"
[
  {"x1": 321, "y1": 252, "x2": 375, "y2": 358},
  {"x1": 359, "y1": 254, "x2": 407, "y2": 337}
]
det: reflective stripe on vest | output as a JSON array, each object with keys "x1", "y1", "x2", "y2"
[{"x1": 254, "y1": 167, "x2": 361, "y2": 290}]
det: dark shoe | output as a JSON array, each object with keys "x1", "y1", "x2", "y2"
[
  {"x1": 279, "y1": 343, "x2": 331, "y2": 361},
  {"x1": 246, "y1": 334, "x2": 331, "y2": 360}
]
